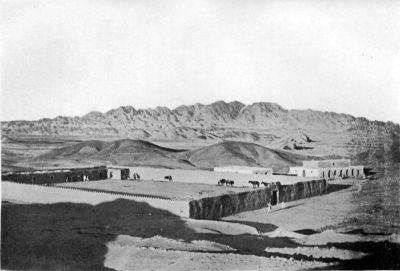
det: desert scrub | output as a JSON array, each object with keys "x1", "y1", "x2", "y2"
[{"x1": 350, "y1": 174, "x2": 400, "y2": 234}]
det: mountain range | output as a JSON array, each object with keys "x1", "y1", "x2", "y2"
[{"x1": 2, "y1": 101, "x2": 399, "y2": 170}]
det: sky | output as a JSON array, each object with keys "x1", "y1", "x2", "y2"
[{"x1": 1, "y1": 0, "x2": 400, "y2": 123}]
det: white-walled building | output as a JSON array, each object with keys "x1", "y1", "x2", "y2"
[
  {"x1": 289, "y1": 159, "x2": 364, "y2": 179},
  {"x1": 214, "y1": 166, "x2": 273, "y2": 175}
]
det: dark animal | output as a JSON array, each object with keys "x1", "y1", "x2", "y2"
[
  {"x1": 218, "y1": 179, "x2": 226, "y2": 186},
  {"x1": 226, "y1": 180, "x2": 234, "y2": 186},
  {"x1": 132, "y1": 173, "x2": 140, "y2": 180},
  {"x1": 248, "y1": 180, "x2": 260, "y2": 188},
  {"x1": 164, "y1": 175, "x2": 173, "y2": 181},
  {"x1": 261, "y1": 182, "x2": 270, "y2": 187}
]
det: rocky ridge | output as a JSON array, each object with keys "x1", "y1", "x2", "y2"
[{"x1": 2, "y1": 101, "x2": 399, "y2": 168}]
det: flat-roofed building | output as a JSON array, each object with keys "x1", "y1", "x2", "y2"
[
  {"x1": 214, "y1": 166, "x2": 273, "y2": 175},
  {"x1": 289, "y1": 159, "x2": 364, "y2": 179},
  {"x1": 107, "y1": 167, "x2": 130, "y2": 180}
]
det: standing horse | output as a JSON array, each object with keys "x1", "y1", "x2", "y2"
[
  {"x1": 248, "y1": 181, "x2": 260, "y2": 188},
  {"x1": 226, "y1": 180, "x2": 234, "y2": 187}
]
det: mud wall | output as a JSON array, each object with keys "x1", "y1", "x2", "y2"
[
  {"x1": 1, "y1": 167, "x2": 108, "y2": 185},
  {"x1": 189, "y1": 179, "x2": 327, "y2": 219},
  {"x1": 190, "y1": 188, "x2": 275, "y2": 220},
  {"x1": 279, "y1": 179, "x2": 328, "y2": 202}
]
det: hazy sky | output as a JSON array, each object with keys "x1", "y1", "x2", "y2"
[{"x1": 1, "y1": 0, "x2": 399, "y2": 123}]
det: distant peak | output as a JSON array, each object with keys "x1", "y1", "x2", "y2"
[
  {"x1": 210, "y1": 100, "x2": 227, "y2": 106},
  {"x1": 229, "y1": 100, "x2": 245, "y2": 107},
  {"x1": 106, "y1": 105, "x2": 136, "y2": 115},
  {"x1": 244, "y1": 102, "x2": 287, "y2": 112},
  {"x1": 82, "y1": 111, "x2": 103, "y2": 119}
]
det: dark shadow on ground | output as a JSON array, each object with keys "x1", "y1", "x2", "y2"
[
  {"x1": 1, "y1": 199, "x2": 299, "y2": 270},
  {"x1": 314, "y1": 241, "x2": 400, "y2": 270},
  {"x1": 1, "y1": 199, "x2": 193, "y2": 270},
  {"x1": 220, "y1": 220, "x2": 278, "y2": 233},
  {"x1": 3, "y1": 199, "x2": 400, "y2": 270},
  {"x1": 327, "y1": 184, "x2": 352, "y2": 193},
  {"x1": 294, "y1": 228, "x2": 319, "y2": 235}
]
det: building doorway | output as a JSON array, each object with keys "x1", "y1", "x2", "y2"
[
  {"x1": 302, "y1": 170, "x2": 306, "y2": 177},
  {"x1": 271, "y1": 190, "x2": 278, "y2": 205}
]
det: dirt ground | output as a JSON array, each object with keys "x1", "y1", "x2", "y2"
[
  {"x1": 223, "y1": 180, "x2": 359, "y2": 232},
  {"x1": 2, "y1": 178, "x2": 400, "y2": 270},
  {"x1": 55, "y1": 179, "x2": 253, "y2": 200}
]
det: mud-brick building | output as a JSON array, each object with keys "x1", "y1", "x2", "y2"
[
  {"x1": 107, "y1": 167, "x2": 130, "y2": 180},
  {"x1": 289, "y1": 159, "x2": 364, "y2": 179},
  {"x1": 1, "y1": 166, "x2": 108, "y2": 185},
  {"x1": 214, "y1": 166, "x2": 273, "y2": 175}
]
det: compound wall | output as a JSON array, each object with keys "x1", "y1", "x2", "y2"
[
  {"x1": 1, "y1": 167, "x2": 108, "y2": 185},
  {"x1": 2, "y1": 179, "x2": 327, "y2": 220},
  {"x1": 189, "y1": 179, "x2": 328, "y2": 219}
]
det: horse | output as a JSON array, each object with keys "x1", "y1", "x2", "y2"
[
  {"x1": 226, "y1": 180, "x2": 234, "y2": 187},
  {"x1": 248, "y1": 180, "x2": 260, "y2": 188},
  {"x1": 261, "y1": 182, "x2": 270, "y2": 187},
  {"x1": 218, "y1": 179, "x2": 226, "y2": 186},
  {"x1": 164, "y1": 175, "x2": 173, "y2": 181}
]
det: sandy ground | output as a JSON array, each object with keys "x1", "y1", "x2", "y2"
[
  {"x1": 55, "y1": 179, "x2": 253, "y2": 200},
  {"x1": 2, "y1": 178, "x2": 400, "y2": 270},
  {"x1": 224, "y1": 182, "x2": 356, "y2": 232}
]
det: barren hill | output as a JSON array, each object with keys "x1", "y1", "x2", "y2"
[
  {"x1": 30, "y1": 140, "x2": 317, "y2": 171},
  {"x1": 36, "y1": 139, "x2": 190, "y2": 169},
  {"x1": 2, "y1": 100, "x2": 399, "y2": 169},
  {"x1": 184, "y1": 141, "x2": 318, "y2": 170}
]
